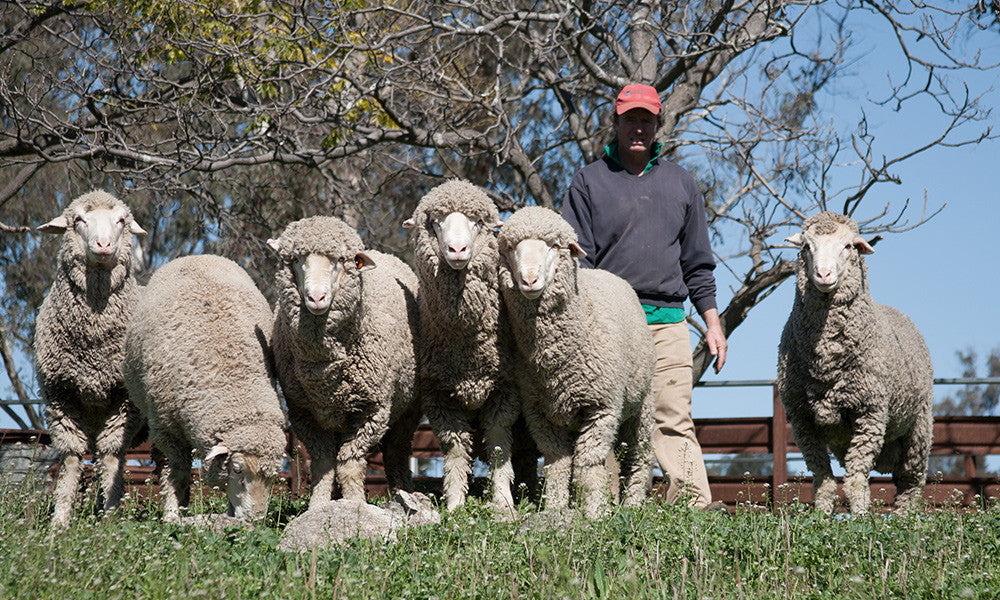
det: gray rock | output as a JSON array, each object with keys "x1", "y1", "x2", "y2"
[
  {"x1": 385, "y1": 490, "x2": 441, "y2": 527},
  {"x1": 278, "y1": 499, "x2": 405, "y2": 552},
  {"x1": 0, "y1": 442, "x2": 58, "y2": 490}
]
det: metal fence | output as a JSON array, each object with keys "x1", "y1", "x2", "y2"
[{"x1": 4, "y1": 377, "x2": 1000, "y2": 509}]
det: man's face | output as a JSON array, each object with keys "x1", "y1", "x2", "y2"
[{"x1": 616, "y1": 108, "x2": 658, "y2": 156}]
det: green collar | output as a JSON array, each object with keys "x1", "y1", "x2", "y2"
[{"x1": 605, "y1": 141, "x2": 663, "y2": 176}]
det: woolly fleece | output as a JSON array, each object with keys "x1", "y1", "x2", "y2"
[
  {"x1": 407, "y1": 179, "x2": 522, "y2": 511},
  {"x1": 777, "y1": 211, "x2": 934, "y2": 514},
  {"x1": 124, "y1": 254, "x2": 286, "y2": 515},
  {"x1": 497, "y1": 206, "x2": 656, "y2": 518},
  {"x1": 34, "y1": 190, "x2": 146, "y2": 528},
  {"x1": 270, "y1": 216, "x2": 421, "y2": 507}
]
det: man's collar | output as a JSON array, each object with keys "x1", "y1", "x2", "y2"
[{"x1": 605, "y1": 141, "x2": 663, "y2": 175}]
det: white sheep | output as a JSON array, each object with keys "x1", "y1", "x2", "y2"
[
  {"x1": 33, "y1": 190, "x2": 147, "y2": 528},
  {"x1": 777, "y1": 211, "x2": 934, "y2": 514},
  {"x1": 496, "y1": 206, "x2": 656, "y2": 519},
  {"x1": 268, "y1": 216, "x2": 422, "y2": 508},
  {"x1": 402, "y1": 179, "x2": 523, "y2": 512},
  {"x1": 124, "y1": 254, "x2": 287, "y2": 523}
]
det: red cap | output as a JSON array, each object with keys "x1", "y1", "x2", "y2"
[{"x1": 615, "y1": 84, "x2": 661, "y2": 115}]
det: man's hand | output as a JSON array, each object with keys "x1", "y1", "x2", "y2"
[{"x1": 702, "y1": 308, "x2": 728, "y2": 374}]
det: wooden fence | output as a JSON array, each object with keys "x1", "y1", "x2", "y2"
[{"x1": 3, "y1": 385, "x2": 1000, "y2": 510}]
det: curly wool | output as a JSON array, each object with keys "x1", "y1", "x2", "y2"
[
  {"x1": 35, "y1": 191, "x2": 143, "y2": 411},
  {"x1": 777, "y1": 212, "x2": 933, "y2": 513},
  {"x1": 495, "y1": 205, "x2": 580, "y2": 251},
  {"x1": 34, "y1": 190, "x2": 146, "y2": 527},
  {"x1": 408, "y1": 180, "x2": 506, "y2": 405},
  {"x1": 124, "y1": 254, "x2": 287, "y2": 476},
  {"x1": 270, "y1": 216, "x2": 421, "y2": 505},
  {"x1": 407, "y1": 180, "x2": 522, "y2": 511},
  {"x1": 270, "y1": 216, "x2": 365, "y2": 263},
  {"x1": 496, "y1": 207, "x2": 655, "y2": 518}
]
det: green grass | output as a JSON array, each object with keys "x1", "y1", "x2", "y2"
[{"x1": 2, "y1": 476, "x2": 1000, "y2": 600}]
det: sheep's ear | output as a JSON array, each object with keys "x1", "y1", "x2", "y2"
[
  {"x1": 129, "y1": 221, "x2": 147, "y2": 236},
  {"x1": 402, "y1": 217, "x2": 416, "y2": 229},
  {"x1": 853, "y1": 235, "x2": 875, "y2": 255},
  {"x1": 205, "y1": 444, "x2": 230, "y2": 466},
  {"x1": 266, "y1": 238, "x2": 281, "y2": 252},
  {"x1": 38, "y1": 215, "x2": 69, "y2": 234},
  {"x1": 784, "y1": 233, "x2": 804, "y2": 248},
  {"x1": 568, "y1": 242, "x2": 586, "y2": 258},
  {"x1": 354, "y1": 251, "x2": 377, "y2": 272},
  {"x1": 492, "y1": 219, "x2": 504, "y2": 232}
]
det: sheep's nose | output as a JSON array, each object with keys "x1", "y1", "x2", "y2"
[
  {"x1": 307, "y1": 291, "x2": 327, "y2": 305},
  {"x1": 520, "y1": 271, "x2": 539, "y2": 287},
  {"x1": 93, "y1": 238, "x2": 114, "y2": 253},
  {"x1": 815, "y1": 268, "x2": 832, "y2": 280},
  {"x1": 448, "y1": 243, "x2": 468, "y2": 255}
]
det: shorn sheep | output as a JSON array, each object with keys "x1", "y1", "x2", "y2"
[
  {"x1": 777, "y1": 211, "x2": 933, "y2": 514},
  {"x1": 496, "y1": 206, "x2": 655, "y2": 518},
  {"x1": 402, "y1": 180, "x2": 522, "y2": 511},
  {"x1": 124, "y1": 254, "x2": 287, "y2": 522},
  {"x1": 269, "y1": 216, "x2": 422, "y2": 508},
  {"x1": 34, "y1": 191, "x2": 147, "y2": 528}
]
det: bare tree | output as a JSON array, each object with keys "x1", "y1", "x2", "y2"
[{"x1": 0, "y1": 0, "x2": 996, "y2": 426}]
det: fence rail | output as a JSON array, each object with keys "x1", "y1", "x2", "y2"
[{"x1": 4, "y1": 378, "x2": 1000, "y2": 510}]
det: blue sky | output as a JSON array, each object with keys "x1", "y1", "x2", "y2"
[{"x1": 697, "y1": 61, "x2": 1000, "y2": 419}]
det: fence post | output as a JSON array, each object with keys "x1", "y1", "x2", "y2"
[{"x1": 772, "y1": 384, "x2": 788, "y2": 506}]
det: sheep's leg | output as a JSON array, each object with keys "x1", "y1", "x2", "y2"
[
  {"x1": 94, "y1": 394, "x2": 141, "y2": 516},
  {"x1": 51, "y1": 453, "x2": 84, "y2": 529},
  {"x1": 337, "y1": 407, "x2": 392, "y2": 503},
  {"x1": 45, "y1": 400, "x2": 89, "y2": 529},
  {"x1": 574, "y1": 411, "x2": 619, "y2": 519},
  {"x1": 309, "y1": 454, "x2": 337, "y2": 508},
  {"x1": 893, "y1": 405, "x2": 932, "y2": 513},
  {"x1": 522, "y1": 398, "x2": 573, "y2": 511},
  {"x1": 426, "y1": 395, "x2": 474, "y2": 511},
  {"x1": 843, "y1": 414, "x2": 887, "y2": 515},
  {"x1": 618, "y1": 393, "x2": 655, "y2": 508},
  {"x1": 161, "y1": 444, "x2": 192, "y2": 524},
  {"x1": 787, "y1": 410, "x2": 837, "y2": 514},
  {"x1": 287, "y1": 405, "x2": 337, "y2": 508},
  {"x1": 383, "y1": 403, "x2": 421, "y2": 495},
  {"x1": 481, "y1": 389, "x2": 519, "y2": 513}
]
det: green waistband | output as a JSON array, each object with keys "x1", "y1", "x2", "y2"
[{"x1": 642, "y1": 304, "x2": 686, "y2": 324}]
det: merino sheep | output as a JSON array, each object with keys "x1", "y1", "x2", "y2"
[
  {"x1": 33, "y1": 191, "x2": 147, "y2": 529},
  {"x1": 402, "y1": 179, "x2": 525, "y2": 512},
  {"x1": 496, "y1": 206, "x2": 656, "y2": 518},
  {"x1": 777, "y1": 211, "x2": 933, "y2": 514},
  {"x1": 268, "y1": 216, "x2": 422, "y2": 508},
  {"x1": 124, "y1": 254, "x2": 286, "y2": 523}
]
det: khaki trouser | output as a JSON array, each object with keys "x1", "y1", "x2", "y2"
[{"x1": 649, "y1": 321, "x2": 712, "y2": 507}]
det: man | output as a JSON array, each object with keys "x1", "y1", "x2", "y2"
[{"x1": 561, "y1": 83, "x2": 727, "y2": 508}]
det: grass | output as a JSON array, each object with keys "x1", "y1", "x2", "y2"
[{"x1": 2, "y1": 475, "x2": 1000, "y2": 600}]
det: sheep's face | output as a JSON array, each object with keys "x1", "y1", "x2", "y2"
[
  {"x1": 39, "y1": 201, "x2": 146, "y2": 269},
  {"x1": 205, "y1": 446, "x2": 276, "y2": 521},
  {"x1": 500, "y1": 238, "x2": 584, "y2": 299},
  {"x1": 289, "y1": 252, "x2": 375, "y2": 316},
  {"x1": 787, "y1": 225, "x2": 873, "y2": 294},
  {"x1": 431, "y1": 211, "x2": 486, "y2": 270}
]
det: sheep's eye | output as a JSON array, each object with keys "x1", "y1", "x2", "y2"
[{"x1": 232, "y1": 463, "x2": 243, "y2": 474}]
